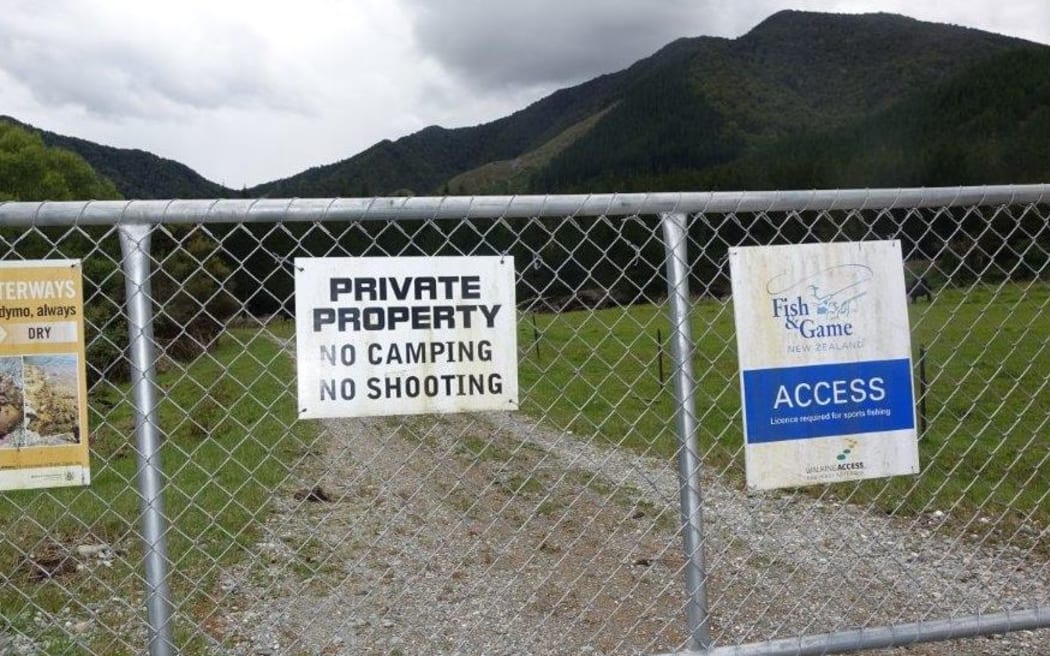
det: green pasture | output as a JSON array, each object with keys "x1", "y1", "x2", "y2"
[
  {"x1": 518, "y1": 281, "x2": 1050, "y2": 538},
  {"x1": 0, "y1": 280, "x2": 1045, "y2": 653},
  {"x1": 0, "y1": 326, "x2": 312, "y2": 654}
]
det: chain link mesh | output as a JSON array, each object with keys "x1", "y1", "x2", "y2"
[{"x1": 0, "y1": 197, "x2": 1047, "y2": 656}]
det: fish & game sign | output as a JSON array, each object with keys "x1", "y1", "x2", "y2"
[
  {"x1": 295, "y1": 256, "x2": 518, "y2": 418},
  {"x1": 729, "y1": 241, "x2": 919, "y2": 490}
]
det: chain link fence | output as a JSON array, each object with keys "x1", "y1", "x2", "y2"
[{"x1": 0, "y1": 187, "x2": 1047, "y2": 656}]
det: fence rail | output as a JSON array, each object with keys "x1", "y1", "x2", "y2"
[
  {"x1": 0, "y1": 185, "x2": 1047, "y2": 656},
  {"x1": 1, "y1": 184, "x2": 1048, "y2": 225}
]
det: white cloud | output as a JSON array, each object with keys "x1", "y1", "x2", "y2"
[
  {"x1": 0, "y1": 0, "x2": 320, "y2": 118},
  {"x1": 402, "y1": 0, "x2": 710, "y2": 89},
  {"x1": 0, "y1": 0, "x2": 1046, "y2": 188}
]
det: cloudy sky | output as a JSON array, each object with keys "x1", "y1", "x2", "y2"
[{"x1": 1, "y1": 0, "x2": 1047, "y2": 189}]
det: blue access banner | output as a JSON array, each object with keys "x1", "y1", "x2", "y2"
[{"x1": 742, "y1": 358, "x2": 915, "y2": 444}]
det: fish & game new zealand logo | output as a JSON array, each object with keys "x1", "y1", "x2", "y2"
[{"x1": 767, "y1": 264, "x2": 872, "y2": 350}]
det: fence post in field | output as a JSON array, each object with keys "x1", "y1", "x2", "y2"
[
  {"x1": 660, "y1": 211, "x2": 712, "y2": 651},
  {"x1": 119, "y1": 224, "x2": 175, "y2": 656},
  {"x1": 531, "y1": 312, "x2": 542, "y2": 363}
]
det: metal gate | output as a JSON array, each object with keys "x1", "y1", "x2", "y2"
[{"x1": 0, "y1": 185, "x2": 1047, "y2": 656}]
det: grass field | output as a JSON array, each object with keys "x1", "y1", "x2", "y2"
[
  {"x1": 0, "y1": 326, "x2": 313, "y2": 654},
  {"x1": 0, "y1": 279, "x2": 1045, "y2": 653},
  {"x1": 518, "y1": 281, "x2": 1050, "y2": 541}
]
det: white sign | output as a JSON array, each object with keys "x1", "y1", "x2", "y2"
[
  {"x1": 729, "y1": 241, "x2": 919, "y2": 490},
  {"x1": 295, "y1": 256, "x2": 518, "y2": 418}
]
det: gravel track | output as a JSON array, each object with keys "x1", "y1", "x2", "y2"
[{"x1": 210, "y1": 403, "x2": 1048, "y2": 656}]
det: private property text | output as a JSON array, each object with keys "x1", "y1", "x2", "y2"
[{"x1": 311, "y1": 274, "x2": 506, "y2": 404}]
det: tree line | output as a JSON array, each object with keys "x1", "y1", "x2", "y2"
[
  {"x1": 2, "y1": 119, "x2": 1047, "y2": 385},
  {"x1": 0, "y1": 121, "x2": 235, "y2": 383}
]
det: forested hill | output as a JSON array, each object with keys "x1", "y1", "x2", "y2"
[
  {"x1": 7, "y1": 10, "x2": 1049, "y2": 199},
  {"x1": 529, "y1": 12, "x2": 1049, "y2": 192},
  {"x1": 0, "y1": 116, "x2": 236, "y2": 199},
  {"x1": 689, "y1": 46, "x2": 1050, "y2": 190},
  {"x1": 251, "y1": 10, "x2": 1047, "y2": 196}
]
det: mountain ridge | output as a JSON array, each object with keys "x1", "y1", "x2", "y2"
[
  {"x1": 252, "y1": 9, "x2": 1045, "y2": 197},
  {"x1": 5, "y1": 10, "x2": 1047, "y2": 199},
  {"x1": 0, "y1": 116, "x2": 236, "y2": 199}
]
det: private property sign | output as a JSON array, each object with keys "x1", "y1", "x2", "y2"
[
  {"x1": 295, "y1": 257, "x2": 518, "y2": 419},
  {"x1": 729, "y1": 241, "x2": 919, "y2": 490},
  {"x1": 0, "y1": 260, "x2": 90, "y2": 491}
]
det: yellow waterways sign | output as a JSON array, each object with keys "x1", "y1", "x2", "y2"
[{"x1": 0, "y1": 260, "x2": 90, "y2": 491}]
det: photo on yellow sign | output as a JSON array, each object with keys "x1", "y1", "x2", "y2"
[{"x1": 0, "y1": 259, "x2": 90, "y2": 491}]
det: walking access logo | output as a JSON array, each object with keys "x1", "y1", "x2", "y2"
[
  {"x1": 836, "y1": 438, "x2": 860, "y2": 463},
  {"x1": 804, "y1": 439, "x2": 865, "y2": 480}
]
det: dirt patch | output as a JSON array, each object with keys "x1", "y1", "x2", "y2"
[{"x1": 214, "y1": 411, "x2": 689, "y2": 655}]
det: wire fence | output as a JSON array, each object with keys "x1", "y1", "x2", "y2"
[{"x1": 0, "y1": 186, "x2": 1047, "y2": 656}]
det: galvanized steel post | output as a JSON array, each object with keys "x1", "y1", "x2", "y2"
[
  {"x1": 660, "y1": 212, "x2": 712, "y2": 651},
  {"x1": 119, "y1": 224, "x2": 174, "y2": 656}
]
